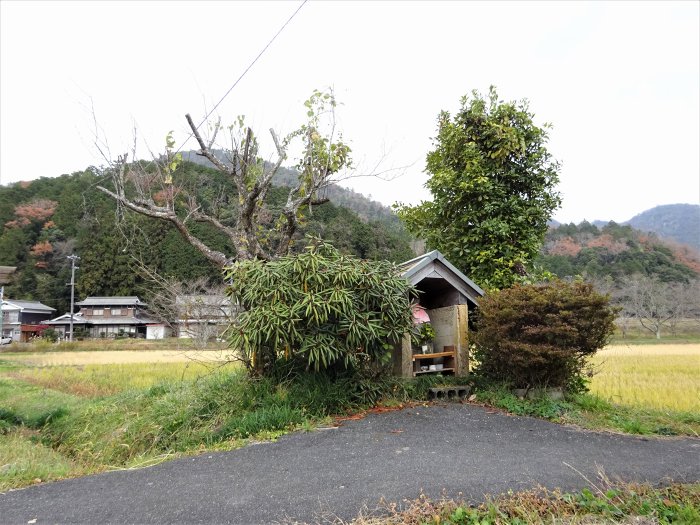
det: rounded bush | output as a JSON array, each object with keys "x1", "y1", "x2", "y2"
[{"x1": 473, "y1": 280, "x2": 617, "y2": 391}]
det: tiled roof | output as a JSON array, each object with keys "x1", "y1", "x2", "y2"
[
  {"x1": 45, "y1": 313, "x2": 88, "y2": 324},
  {"x1": 76, "y1": 296, "x2": 147, "y2": 307},
  {"x1": 2, "y1": 300, "x2": 56, "y2": 312}
]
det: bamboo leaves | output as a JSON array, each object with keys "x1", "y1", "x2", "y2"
[{"x1": 224, "y1": 238, "x2": 415, "y2": 374}]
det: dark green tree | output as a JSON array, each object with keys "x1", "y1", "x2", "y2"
[{"x1": 397, "y1": 87, "x2": 561, "y2": 289}]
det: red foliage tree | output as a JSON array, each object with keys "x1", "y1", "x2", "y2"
[
  {"x1": 14, "y1": 199, "x2": 58, "y2": 223},
  {"x1": 548, "y1": 237, "x2": 581, "y2": 257}
]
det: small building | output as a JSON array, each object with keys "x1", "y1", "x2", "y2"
[
  {"x1": 0, "y1": 299, "x2": 56, "y2": 342},
  {"x1": 393, "y1": 250, "x2": 484, "y2": 378},
  {"x1": 146, "y1": 324, "x2": 172, "y2": 340},
  {"x1": 75, "y1": 296, "x2": 155, "y2": 338}
]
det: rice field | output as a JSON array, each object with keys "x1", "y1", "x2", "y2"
[
  {"x1": 589, "y1": 344, "x2": 700, "y2": 413},
  {"x1": 1, "y1": 349, "x2": 232, "y2": 366},
  {"x1": 0, "y1": 349, "x2": 239, "y2": 398}
]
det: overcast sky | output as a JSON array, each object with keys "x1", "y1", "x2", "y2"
[{"x1": 1, "y1": 0, "x2": 698, "y2": 224}]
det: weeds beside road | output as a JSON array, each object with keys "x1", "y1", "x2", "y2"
[
  {"x1": 352, "y1": 482, "x2": 700, "y2": 525},
  {"x1": 1, "y1": 342, "x2": 699, "y2": 493}
]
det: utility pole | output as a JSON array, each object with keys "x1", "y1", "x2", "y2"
[
  {"x1": 67, "y1": 255, "x2": 80, "y2": 342},
  {"x1": 0, "y1": 285, "x2": 4, "y2": 341}
]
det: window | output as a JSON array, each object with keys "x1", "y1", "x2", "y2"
[
  {"x1": 111, "y1": 308, "x2": 122, "y2": 316},
  {"x1": 93, "y1": 309, "x2": 104, "y2": 316}
]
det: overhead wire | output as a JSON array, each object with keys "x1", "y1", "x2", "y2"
[{"x1": 176, "y1": 0, "x2": 308, "y2": 155}]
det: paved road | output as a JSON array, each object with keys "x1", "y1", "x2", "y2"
[{"x1": 1, "y1": 404, "x2": 698, "y2": 524}]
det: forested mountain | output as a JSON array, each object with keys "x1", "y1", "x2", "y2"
[
  {"x1": 3, "y1": 155, "x2": 697, "y2": 318},
  {"x1": 0, "y1": 162, "x2": 414, "y2": 314},
  {"x1": 535, "y1": 220, "x2": 700, "y2": 284},
  {"x1": 625, "y1": 204, "x2": 700, "y2": 250}
]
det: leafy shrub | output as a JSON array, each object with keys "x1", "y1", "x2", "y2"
[
  {"x1": 473, "y1": 280, "x2": 617, "y2": 391},
  {"x1": 225, "y1": 238, "x2": 415, "y2": 375},
  {"x1": 41, "y1": 328, "x2": 59, "y2": 342}
]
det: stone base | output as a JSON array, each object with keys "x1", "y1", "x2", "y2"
[{"x1": 428, "y1": 385, "x2": 472, "y2": 401}]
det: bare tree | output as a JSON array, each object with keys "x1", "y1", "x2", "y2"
[
  {"x1": 620, "y1": 275, "x2": 677, "y2": 339},
  {"x1": 138, "y1": 266, "x2": 231, "y2": 350},
  {"x1": 667, "y1": 279, "x2": 700, "y2": 336},
  {"x1": 96, "y1": 90, "x2": 352, "y2": 266}
]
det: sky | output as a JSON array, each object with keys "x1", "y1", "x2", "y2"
[{"x1": 1, "y1": 0, "x2": 698, "y2": 224}]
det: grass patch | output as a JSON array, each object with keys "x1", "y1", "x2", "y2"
[
  {"x1": 473, "y1": 384, "x2": 700, "y2": 437},
  {"x1": 0, "y1": 378, "x2": 84, "y2": 429},
  {"x1": 0, "y1": 429, "x2": 83, "y2": 491},
  {"x1": 353, "y1": 482, "x2": 700, "y2": 524},
  {"x1": 0, "y1": 363, "x2": 448, "y2": 489},
  {"x1": 0, "y1": 349, "x2": 231, "y2": 367}
]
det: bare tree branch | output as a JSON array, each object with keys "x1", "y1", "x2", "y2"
[
  {"x1": 97, "y1": 90, "x2": 359, "y2": 267},
  {"x1": 185, "y1": 113, "x2": 232, "y2": 175}
]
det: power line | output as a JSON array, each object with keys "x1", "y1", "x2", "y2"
[{"x1": 178, "y1": 0, "x2": 308, "y2": 153}]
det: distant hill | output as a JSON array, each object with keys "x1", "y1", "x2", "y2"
[
  {"x1": 625, "y1": 204, "x2": 700, "y2": 250},
  {"x1": 536, "y1": 219, "x2": 700, "y2": 284}
]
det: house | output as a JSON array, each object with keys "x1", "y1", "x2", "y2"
[
  {"x1": 73, "y1": 296, "x2": 157, "y2": 338},
  {"x1": 392, "y1": 250, "x2": 485, "y2": 378},
  {"x1": 0, "y1": 299, "x2": 56, "y2": 342},
  {"x1": 175, "y1": 294, "x2": 236, "y2": 340},
  {"x1": 44, "y1": 312, "x2": 90, "y2": 340}
]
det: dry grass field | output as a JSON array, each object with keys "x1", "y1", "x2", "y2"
[
  {"x1": 1, "y1": 349, "x2": 231, "y2": 366},
  {"x1": 0, "y1": 349, "x2": 238, "y2": 397},
  {"x1": 589, "y1": 344, "x2": 700, "y2": 413}
]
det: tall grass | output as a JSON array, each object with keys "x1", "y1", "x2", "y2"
[{"x1": 0, "y1": 430, "x2": 83, "y2": 490}]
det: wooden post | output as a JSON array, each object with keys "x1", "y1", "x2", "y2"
[
  {"x1": 392, "y1": 333, "x2": 413, "y2": 377},
  {"x1": 456, "y1": 304, "x2": 469, "y2": 375}
]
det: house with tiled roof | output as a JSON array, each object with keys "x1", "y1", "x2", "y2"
[
  {"x1": 74, "y1": 296, "x2": 157, "y2": 338},
  {"x1": 0, "y1": 299, "x2": 56, "y2": 342}
]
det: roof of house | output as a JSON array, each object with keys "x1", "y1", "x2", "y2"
[
  {"x1": 45, "y1": 313, "x2": 89, "y2": 325},
  {"x1": 1, "y1": 299, "x2": 56, "y2": 313},
  {"x1": 76, "y1": 296, "x2": 147, "y2": 307},
  {"x1": 398, "y1": 250, "x2": 485, "y2": 304},
  {"x1": 175, "y1": 295, "x2": 231, "y2": 307}
]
